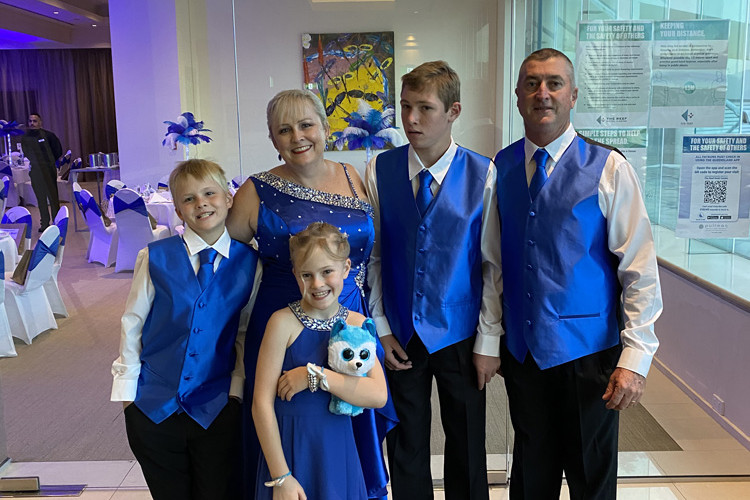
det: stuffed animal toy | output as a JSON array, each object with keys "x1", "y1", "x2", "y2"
[{"x1": 326, "y1": 318, "x2": 377, "y2": 416}]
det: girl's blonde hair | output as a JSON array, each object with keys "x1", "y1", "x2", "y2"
[{"x1": 289, "y1": 222, "x2": 350, "y2": 268}]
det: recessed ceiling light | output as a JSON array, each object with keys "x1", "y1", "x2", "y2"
[
  {"x1": 53, "y1": 11, "x2": 59, "y2": 14},
  {"x1": 92, "y1": 24, "x2": 97, "y2": 27}
]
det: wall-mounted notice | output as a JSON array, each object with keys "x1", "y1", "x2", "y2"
[
  {"x1": 676, "y1": 135, "x2": 750, "y2": 239},
  {"x1": 578, "y1": 128, "x2": 648, "y2": 185},
  {"x1": 575, "y1": 21, "x2": 653, "y2": 128},
  {"x1": 649, "y1": 20, "x2": 729, "y2": 129}
]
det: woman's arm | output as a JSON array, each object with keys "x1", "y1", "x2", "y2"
[
  {"x1": 252, "y1": 311, "x2": 306, "y2": 498},
  {"x1": 226, "y1": 177, "x2": 261, "y2": 243}
]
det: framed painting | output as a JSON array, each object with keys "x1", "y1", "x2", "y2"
[{"x1": 302, "y1": 31, "x2": 395, "y2": 149}]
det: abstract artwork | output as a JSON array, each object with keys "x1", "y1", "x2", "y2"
[{"x1": 302, "y1": 32, "x2": 395, "y2": 148}]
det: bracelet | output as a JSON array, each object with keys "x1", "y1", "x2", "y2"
[
  {"x1": 306, "y1": 363, "x2": 329, "y2": 392},
  {"x1": 264, "y1": 471, "x2": 291, "y2": 487},
  {"x1": 307, "y1": 370, "x2": 319, "y2": 392}
]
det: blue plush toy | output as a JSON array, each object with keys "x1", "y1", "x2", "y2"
[{"x1": 326, "y1": 318, "x2": 377, "y2": 416}]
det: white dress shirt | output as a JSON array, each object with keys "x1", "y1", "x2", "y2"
[
  {"x1": 523, "y1": 124, "x2": 663, "y2": 377},
  {"x1": 365, "y1": 140, "x2": 504, "y2": 358},
  {"x1": 110, "y1": 226, "x2": 259, "y2": 401}
]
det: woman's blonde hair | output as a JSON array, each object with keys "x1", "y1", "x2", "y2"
[{"x1": 289, "y1": 221, "x2": 350, "y2": 268}]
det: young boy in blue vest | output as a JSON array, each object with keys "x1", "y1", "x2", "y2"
[
  {"x1": 365, "y1": 60, "x2": 503, "y2": 500},
  {"x1": 111, "y1": 159, "x2": 259, "y2": 500}
]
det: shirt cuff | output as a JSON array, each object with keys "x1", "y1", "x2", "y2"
[
  {"x1": 372, "y1": 315, "x2": 394, "y2": 338},
  {"x1": 617, "y1": 345, "x2": 653, "y2": 378},
  {"x1": 229, "y1": 374, "x2": 244, "y2": 400},
  {"x1": 473, "y1": 331, "x2": 501, "y2": 357},
  {"x1": 111, "y1": 379, "x2": 138, "y2": 402}
]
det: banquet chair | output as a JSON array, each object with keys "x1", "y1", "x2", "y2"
[
  {"x1": 232, "y1": 175, "x2": 248, "y2": 189},
  {"x1": 1, "y1": 176, "x2": 9, "y2": 216},
  {"x1": 4, "y1": 225, "x2": 59, "y2": 344},
  {"x1": 0, "y1": 251, "x2": 17, "y2": 357},
  {"x1": 157, "y1": 175, "x2": 170, "y2": 191},
  {"x1": 105, "y1": 179, "x2": 126, "y2": 200},
  {"x1": 2, "y1": 206, "x2": 33, "y2": 255},
  {"x1": 113, "y1": 188, "x2": 169, "y2": 272},
  {"x1": 55, "y1": 150, "x2": 73, "y2": 203},
  {"x1": 42, "y1": 206, "x2": 69, "y2": 317},
  {"x1": 74, "y1": 183, "x2": 118, "y2": 267},
  {"x1": 0, "y1": 162, "x2": 20, "y2": 208}
]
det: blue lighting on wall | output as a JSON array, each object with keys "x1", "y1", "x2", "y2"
[{"x1": 0, "y1": 28, "x2": 51, "y2": 49}]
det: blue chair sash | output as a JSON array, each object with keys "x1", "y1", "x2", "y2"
[
  {"x1": 29, "y1": 237, "x2": 60, "y2": 271},
  {"x1": 0, "y1": 250, "x2": 4, "y2": 275},
  {"x1": 157, "y1": 182, "x2": 168, "y2": 190},
  {"x1": 105, "y1": 183, "x2": 126, "y2": 199},
  {"x1": 57, "y1": 217, "x2": 69, "y2": 246},
  {"x1": 0, "y1": 179, "x2": 7, "y2": 200},
  {"x1": 0, "y1": 165, "x2": 10, "y2": 176},
  {"x1": 113, "y1": 196, "x2": 149, "y2": 217},
  {"x1": 15, "y1": 214, "x2": 32, "y2": 238}
]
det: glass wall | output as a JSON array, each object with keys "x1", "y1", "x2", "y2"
[{"x1": 517, "y1": 0, "x2": 750, "y2": 264}]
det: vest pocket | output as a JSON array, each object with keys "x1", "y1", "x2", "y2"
[{"x1": 558, "y1": 312, "x2": 601, "y2": 320}]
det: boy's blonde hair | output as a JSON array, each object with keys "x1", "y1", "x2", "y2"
[
  {"x1": 169, "y1": 159, "x2": 229, "y2": 199},
  {"x1": 266, "y1": 89, "x2": 329, "y2": 139},
  {"x1": 401, "y1": 60, "x2": 460, "y2": 112},
  {"x1": 289, "y1": 222, "x2": 350, "y2": 268}
]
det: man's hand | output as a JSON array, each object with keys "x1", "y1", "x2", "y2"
[
  {"x1": 380, "y1": 334, "x2": 412, "y2": 371},
  {"x1": 602, "y1": 367, "x2": 645, "y2": 410},
  {"x1": 473, "y1": 353, "x2": 500, "y2": 390}
]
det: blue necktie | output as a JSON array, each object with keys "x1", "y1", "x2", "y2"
[
  {"x1": 529, "y1": 148, "x2": 550, "y2": 200},
  {"x1": 416, "y1": 169, "x2": 434, "y2": 217},
  {"x1": 197, "y1": 248, "x2": 218, "y2": 290}
]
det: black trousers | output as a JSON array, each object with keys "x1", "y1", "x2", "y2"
[
  {"x1": 29, "y1": 162, "x2": 60, "y2": 228},
  {"x1": 386, "y1": 335, "x2": 488, "y2": 500},
  {"x1": 502, "y1": 342, "x2": 620, "y2": 500},
  {"x1": 125, "y1": 400, "x2": 241, "y2": 500}
]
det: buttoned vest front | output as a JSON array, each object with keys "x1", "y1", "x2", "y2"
[
  {"x1": 377, "y1": 145, "x2": 488, "y2": 353},
  {"x1": 494, "y1": 136, "x2": 621, "y2": 369},
  {"x1": 135, "y1": 236, "x2": 258, "y2": 429}
]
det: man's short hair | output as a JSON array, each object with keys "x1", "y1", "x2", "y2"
[
  {"x1": 401, "y1": 61, "x2": 460, "y2": 112},
  {"x1": 169, "y1": 159, "x2": 229, "y2": 199},
  {"x1": 518, "y1": 48, "x2": 576, "y2": 87}
]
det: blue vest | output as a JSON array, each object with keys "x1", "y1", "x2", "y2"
[
  {"x1": 494, "y1": 136, "x2": 621, "y2": 369},
  {"x1": 135, "y1": 236, "x2": 258, "y2": 429},
  {"x1": 377, "y1": 145, "x2": 488, "y2": 353}
]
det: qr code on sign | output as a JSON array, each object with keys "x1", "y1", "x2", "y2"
[{"x1": 704, "y1": 180, "x2": 727, "y2": 204}]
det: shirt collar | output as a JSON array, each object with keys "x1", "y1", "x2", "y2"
[
  {"x1": 523, "y1": 124, "x2": 577, "y2": 165},
  {"x1": 407, "y1": 139, "x2": 458, "y2": 185},
  {"x1": 182, "y1": 225, "x2": 231, "y2": 259}
]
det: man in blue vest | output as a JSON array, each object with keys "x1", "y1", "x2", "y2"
[
  {"x1": 366, "y1": 60, "x2": 503, "y2": 499},
  {"x1": 494, "y1": 48, "x2": 663, "y2": 499}
]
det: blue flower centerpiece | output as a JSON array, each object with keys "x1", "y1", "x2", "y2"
[
  {"x1": 332, "y1": 101, "x2": 404, "y2": 162},
  {"x1": 0, "y1": 120, "x2": 24, "y2": 161},
  {"x1": 162, "y1": 112, "x2": 212, "y2": 158}
]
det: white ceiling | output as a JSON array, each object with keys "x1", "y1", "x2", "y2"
[{"x1": 0, "y1": 0, "x2": 110, "y2": 49}]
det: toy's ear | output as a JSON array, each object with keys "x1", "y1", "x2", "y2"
[
  {"x1": 362, "y1": 318, "x2": 377, "y2": 339},
  {"x1": 331, "y1": 318, "x2": 347, "y2": 337}
]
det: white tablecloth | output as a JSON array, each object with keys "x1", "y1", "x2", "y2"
[
  {"x1": 0, "y1": 232, "x2": 19, "y2": 271},
  {"x1": 146, "y1": 201, "x2": 181, "y2": 235}
]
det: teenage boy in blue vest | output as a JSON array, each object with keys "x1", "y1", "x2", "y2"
[
  {"x1": 494, "y1": 48, "x2": 663, "y2": 499},
  {"x1": 365, "y1": 60, "x2": 503, "y2": 500},
  {"x1": 111, "y1": 159, "x2": 258, "y2": 500}
]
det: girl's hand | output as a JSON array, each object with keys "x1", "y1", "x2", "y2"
[
  {"x1": 277, "y1": 367, "x2": 309, "y2": 401},
  {"x1": 272, "y1": 475, "x2": 306, "y2": 499}
]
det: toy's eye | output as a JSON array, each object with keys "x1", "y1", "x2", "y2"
[
  {"x1": 359, "y1": 349, "x2": 370, "y2": 361},
  {"x1": 342, "y1": 348, "x2": 355, "y2": 361}
]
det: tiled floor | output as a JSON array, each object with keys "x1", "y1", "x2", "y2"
[{"x1": 2, "y1": 365, "x2": 749, "y2": 498}]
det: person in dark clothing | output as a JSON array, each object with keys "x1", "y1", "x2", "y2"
[{"x1": 21, "y1": 113, "x2": 62, "y2": 230}]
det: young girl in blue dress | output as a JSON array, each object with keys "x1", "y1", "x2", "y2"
[{"x1": 253, "y1": 222, "x2": 388, "y2": 500}]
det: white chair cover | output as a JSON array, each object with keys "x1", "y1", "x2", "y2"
[
  {"x1": 113, "y1": 188, "x2": 169, "y2": 272},
  {"x1": 43, "y1": 206, "x2": 69, "y2": 317},
  {"x1": 0, "y1": 162, "x2": 19, "y2": 208},
  {"x1": 75, "y1": 185, "x2": 118, "y2": 267},
  {"x1": 4, "y1": 225, "x2": 59, "y2": 344},
  {"x1": 2, "y1": 206, "x2": 33, "y2": 254},
  {"x1": 0, "y1": 250, "x2": 18, "y2": 357}
]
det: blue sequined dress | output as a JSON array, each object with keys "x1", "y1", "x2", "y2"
[
  {"x1": 242, "y1": 164, "x2": 397, "y2": 500},
  {"x1": 255, "y1": 302, "x2": 367, "y2": 500}
]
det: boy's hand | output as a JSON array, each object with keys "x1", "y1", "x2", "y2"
[
  {"x1": 381, "y1": 334, "x2": 412, "y2": 371},
  {"x1": 277, "y1": 367, "x2": 308, "y2": 401},
  {"x1": 473, "y1": 353, "x2": 500, "y2": 390}
]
